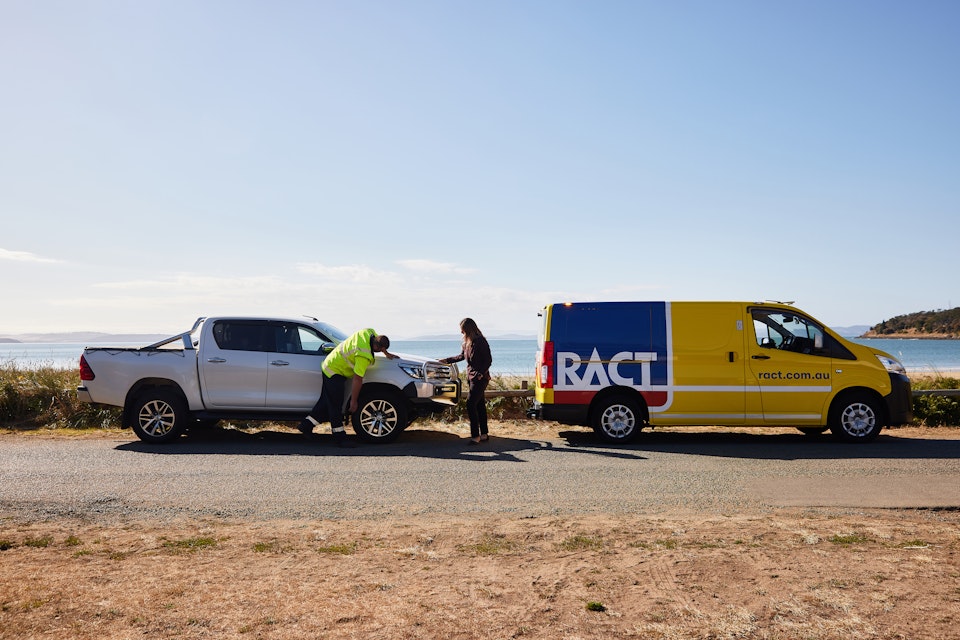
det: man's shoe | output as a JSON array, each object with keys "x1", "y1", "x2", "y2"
[{"x1": 297, "y1": 418, "x2": 314, "y2": 435}]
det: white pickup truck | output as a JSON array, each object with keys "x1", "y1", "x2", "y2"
[{"x1": 76, "y1": 316, "x2": 460, "y2": 444}]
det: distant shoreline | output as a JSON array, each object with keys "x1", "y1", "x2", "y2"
[{"x1": 859, "y1": 332, "x2": 960, "y2": 340}]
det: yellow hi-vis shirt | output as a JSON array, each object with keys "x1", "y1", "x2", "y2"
[{"x1": 322, "y1": 328, "x2": 377, "y2": 378}]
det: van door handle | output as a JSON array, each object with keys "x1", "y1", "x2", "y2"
[
  {"x1": 751, "y1": 354, "x2": 770, "y2": 360},
  {"x1": 270, "y1": 360, "x2": 290, "y2": 367},
  {"x1": 207, "y1": 357, "x2": 226, "y2": 363}
]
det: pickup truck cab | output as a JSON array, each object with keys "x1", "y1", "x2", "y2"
[{"x1": 77, "y1": 316, "x2": 460, "y2": 444}]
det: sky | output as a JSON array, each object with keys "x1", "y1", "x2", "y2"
[{"x1": 2, "y1": 1, "x2": 958, "y2": 339}]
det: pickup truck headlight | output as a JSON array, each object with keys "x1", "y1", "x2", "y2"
[
  {"x1": 400, "y1": 364, "x2": 425, "y2": 380},
  {"x1": 875, "y1": 354, "x2": 906, "y2": 374}
]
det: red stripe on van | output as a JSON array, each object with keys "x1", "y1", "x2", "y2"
[
  {"x1": 553, "y1": 390, "x2": 669, "y2": 409},
  {"x1": 553, "y1": 390, "x2": 597, "y2": 404},
  {"x1": 640, "y1": 391, "x2": 668, "y2": 407}
]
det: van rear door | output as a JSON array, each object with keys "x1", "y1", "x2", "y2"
[{"x1": 746, "y1": 307, "x2": 832, "y2": 425}]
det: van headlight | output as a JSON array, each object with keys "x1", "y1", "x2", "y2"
[{"x1": 875, "y1": 354, "x2": 906, "y2": 374}]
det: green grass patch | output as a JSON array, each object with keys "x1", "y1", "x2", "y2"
[
  {"x1": 461, "y1": 533, "x2": 518, "y2": 555},
  {"x1": 23, "y1": 535, "x2": 53, "y2": 548},
  {"x1": 828, "y1": 533, "x2": 871, "y2": 546},
  {"x1": 316, "y1": 542, "x2": 357, "y2": 555},
  {"x1": 162, "y1": 536, "x2": 218, "y2": 553},
  {"x1": 559, "y1": 534, "x2": 604, "y2": 552},
  {"x1": 586, "y1": 601, "x2": 607, "y2": 612},
  {"x1": 896, "y1": 539, "x2": 930, "y2": 548}
]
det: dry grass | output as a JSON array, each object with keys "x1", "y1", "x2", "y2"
[{"x1": 2, "y1": 510, "x2": 959, "y2": 639}]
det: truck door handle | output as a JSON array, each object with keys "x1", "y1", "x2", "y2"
[
  {"x1": 207, "y1": 357, "x2": 226, "y2": 363},
  {"x1": 270, "y1": 360, "x2": 290, "y2": 367},
  {"x1": 751, "y1": 354, "x2": 770, "y2": 360}
]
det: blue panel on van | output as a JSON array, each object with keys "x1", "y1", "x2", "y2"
[{"x1": 551, "y1": 302, "x2": 670, "y2": 388}]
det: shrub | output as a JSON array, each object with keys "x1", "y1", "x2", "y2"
[
  {"x1": 0, "y1": 364, "x2": 121, "y2": 430},
  {"x1": 910, "y1": 376, "x2": 960, "y2": 427},
  {"x1": 434, "y1": 374, "x2": 534, "y2": 423}
]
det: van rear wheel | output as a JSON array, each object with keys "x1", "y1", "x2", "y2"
[{"x1": 593, "y1": 395, "x2": 643, "y2": 444}]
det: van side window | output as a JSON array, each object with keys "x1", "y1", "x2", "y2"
[{"x1": 751, "y1": 309, "x2": 830, "y2": 357}]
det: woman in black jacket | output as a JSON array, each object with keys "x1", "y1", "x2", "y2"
[{"x1": 440, "y1": 318, "x2": 492, "y2": 444}]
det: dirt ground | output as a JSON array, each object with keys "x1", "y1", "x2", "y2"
[{"x1": 2, "y1": 423, "x2": 959, "y2": 640}]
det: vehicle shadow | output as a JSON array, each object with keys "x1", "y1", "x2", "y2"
[
  {"x1": 114, "y1": 426, "x2": 647, "y2": 462},
  {"x1": 557, "y1": 428, "x2": 960, "y2": 461}
]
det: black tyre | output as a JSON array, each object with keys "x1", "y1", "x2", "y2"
[
  {"x1": 829, "y1": 393, "x2": 883, "y2": 442},
  {"x1": 351, "y1": 390, "x2": 408, "y2": 443},
  {"x1": 592, "y1": 395, "x2": 644, "y2": 444},
  {"x1": 796, "y1": 426, "x2": 829, "y2": 436},
  {"x1": 130, "y1": 389, "x2": 188, "y2": 443}
]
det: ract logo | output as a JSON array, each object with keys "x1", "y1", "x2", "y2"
[{"x1": 557, "y1": 349, "x2": 661, "y2": 389}]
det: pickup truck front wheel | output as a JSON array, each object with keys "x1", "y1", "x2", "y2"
[
  {"x1": 352, "y1": 390, "x2": 407, "y2": 443},
  {"x1": 130, "y1": 389, "x2": 188, "y2": 444}
]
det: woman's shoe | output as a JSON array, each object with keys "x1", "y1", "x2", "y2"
[
  {"x1": 479, "y1": 435, "x2": 489, "y2": 442},
  {"x1": 468, "y1": 438, "x2": 481, "y2": 445}
]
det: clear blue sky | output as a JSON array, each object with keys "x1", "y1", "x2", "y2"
[{"x1": 2, "y1": 1, "x2": 958, "y2": 338}]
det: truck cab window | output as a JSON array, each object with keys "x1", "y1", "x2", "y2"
[
  {"x1": 212, "y1": 321, "x2": 272, "y2": 352},
  {"x1": 296, "y1": 325, "x2": 331, "y2": 355},
  {"x1": 751, "y1": 309, "x2": 827, "y2": 357}
]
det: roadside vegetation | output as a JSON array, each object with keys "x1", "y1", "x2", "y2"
[{"x1": 1, "y1": 363, "x2": 957, "y2": 432}]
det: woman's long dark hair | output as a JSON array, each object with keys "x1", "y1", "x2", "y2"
[{"x1": 459, "y1": 317, "x2": 483, "y2": 343}]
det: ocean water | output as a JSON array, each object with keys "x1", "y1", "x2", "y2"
[
  {"x1": 3, "y1": 338, "x2": 959, "y2": 376},
  {"x1": 0, "y1": 339, "x2": 540, "y2": 377}
]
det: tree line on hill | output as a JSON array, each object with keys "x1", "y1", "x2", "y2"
[{"x1": 867, "y1": 307, "x2": 960, "y2": 338}]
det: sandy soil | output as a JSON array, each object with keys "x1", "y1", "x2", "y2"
[{"x1": 2, "y1": 423, "x2": 959, "y2": 639}]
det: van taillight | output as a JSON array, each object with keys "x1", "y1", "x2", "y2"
[
  {"x1": 79, "y1": 355, "x2": 95, "y2": 381},
  {"x1": 538, "y1": 341, "x2": 554, "y2": 388}
]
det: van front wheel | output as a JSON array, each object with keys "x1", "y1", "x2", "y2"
[
  {"x1": 829, "y1": 393, "x2": 883, "y2": 442},
  {"x1": 593, "y1": 396, "x2": 643, "y2": 444}
]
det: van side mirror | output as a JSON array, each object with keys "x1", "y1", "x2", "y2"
[
  {"x1": 815, "y1": 334, "x2": 823, "y2": 350},
  {"x1": 321, "y1": 342, "x2": 335, "y2": 354}
]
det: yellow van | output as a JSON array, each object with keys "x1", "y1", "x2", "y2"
[{"x1": 530, "y1": 301, "x2": 912, "y2": 443}]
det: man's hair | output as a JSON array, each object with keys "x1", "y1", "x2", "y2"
[{"x1": 374, "y1": 335, "x2": 390, "y2": 350}]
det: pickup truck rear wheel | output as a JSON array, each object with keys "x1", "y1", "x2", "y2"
[
  {"x1": 352, "y1": 390, "x2": 407, "y2": 443},
  {"x1": 130, "y1": 389, "x2": 188, "y2": 444}
]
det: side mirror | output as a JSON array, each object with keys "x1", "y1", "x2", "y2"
[
  {"x1": 814, "y1": 334, "x2": 823, "y2": 350},
  {"x1": 321, "y1": 342, "x2": 335, "y2": 354}
]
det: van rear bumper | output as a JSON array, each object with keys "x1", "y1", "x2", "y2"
[
  {"x1": 885, "y1": 373, "x2": 913, "y2": 426},
  {"x1": 528, "y1": 401, "x2": 590, "y2": 426}
]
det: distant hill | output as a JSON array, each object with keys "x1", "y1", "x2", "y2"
[
  {"x1": 831, "y1": 325, "x2": 871, "y2": 338},
  {"x1": 398, "y1": 332, "x2": 536, "y2": 341},
  {"x1": 863, "y1": 307, "x2": 960, "y2": 339},
  {"x1": 0, "y1": 332, "x2": 169, "y2": 344}
]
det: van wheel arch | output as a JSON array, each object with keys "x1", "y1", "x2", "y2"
[
  {"x1": 589, "y1": 387, "x2": 649, "y2": 444},
  {"x1": 828, "y1": 388, "x2": 886, "y2": 442}
]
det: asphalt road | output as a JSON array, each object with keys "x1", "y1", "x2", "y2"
[{"x1": 3, "y1": 427, "x2": 960, "y2": 522}]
